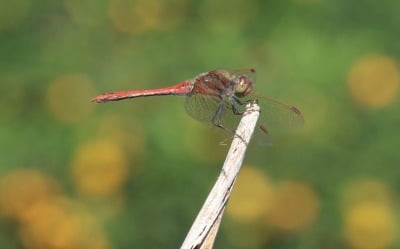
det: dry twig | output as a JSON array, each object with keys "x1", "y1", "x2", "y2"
[{"x1": 180, "y1": 102, "x2": 261, "y2": 249}]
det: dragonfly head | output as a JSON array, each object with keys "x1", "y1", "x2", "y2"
[{"x1": 233, "y1": 75, "x2": 254, "y2": 97}]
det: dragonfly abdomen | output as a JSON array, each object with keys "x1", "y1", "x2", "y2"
[{"x1": 91, "y1": 81, "x2": 193, "y2": 102}]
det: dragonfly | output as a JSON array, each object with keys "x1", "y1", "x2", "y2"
[{"x1": 91, "y1": 69, "x2": 303, "y2": 142}]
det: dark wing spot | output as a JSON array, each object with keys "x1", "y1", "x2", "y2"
[
  {"x1": 259, "y1": 124, "x2": 269, "y2": 135},
  {"x1": 290, "y1": 106, "x2": 302, "y2": 115}
]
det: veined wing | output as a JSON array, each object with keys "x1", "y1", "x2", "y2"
[
  {"x1": 251, "y1": 93, "x2": 304, "y2": 131},
  {"x1": 184, "y1": 93, "x2": 242, "y2": 131},
  {"x1": 184, "y1": 93, "x2": 223, "y2": 123}
]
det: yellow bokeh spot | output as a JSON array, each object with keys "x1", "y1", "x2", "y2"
[
  {"x1": 0, "y1": 169, "x2": 58, "y2": 221},
  {"x1": 227, "y1": 167, "x2": 274, "y2": 223},
  {"x1": 71, "y1": 139, "x2": 128, "y2": 198},
  {"x1": 342, "y1": 180, "x2": 393, "y2": 210},
  {"x1": 98, "y1": 115, "x2": 145, "y2": 165},
  {"x1": 266, "y1": 180, "x2": 319, "y2": 232},
  {"x1": 108, "y1": 0, "x2": 162, "y2": 34},
  {"x1": 348, "y1": 55, "x2": 399, "y2": 109},
  {"x1": 46, "y1": 74, "x2": 95, "y2": 123},
  {"x1": 345, "y1": 203, "x2": 397, "y2": 249},
  {"x1": 20, "y1": 198, "x2": 110, "y2": 249}
]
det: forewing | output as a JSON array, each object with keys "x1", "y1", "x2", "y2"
[{"x1": 253, "y1": 94, "x2": 304, "y2": 131}]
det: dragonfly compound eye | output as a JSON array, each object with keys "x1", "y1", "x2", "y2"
[{"x1": 234, "y1": 76, "x2": 253, "y2": 96}]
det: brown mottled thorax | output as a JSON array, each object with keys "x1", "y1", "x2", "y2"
[{"x1": 190, "y1": 70, "x2": 232, "y2": 97}]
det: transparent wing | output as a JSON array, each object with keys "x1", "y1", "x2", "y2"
[
  {"x1": 251, "y1": 93, "x2": 304, "y2": 131},
  {"x1": 184, "y1": 94, "x2": 242, "y2": 134},
  {"x1": 184, "y1": 94, "x2": 223, "y2": 123}
]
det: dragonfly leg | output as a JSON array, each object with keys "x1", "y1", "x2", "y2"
[
  {"x1": 212, "y1": 101, "x2": 236, "y2": 133},
  {"x1": 232, "y1": 96, "x2": 256, "y2": 105},
  {"x1": 212, "y1": 100, "x2": 247, "y2": 145},
  {"x1": 212, "y1": 101, "x2": 225, "y2": 127},
  {"x1": 232, "y1": 104, "x2": 243, "y2": 115},
  {"x1": 230, "y1": 97, "x2": 261, "y2": 116},
  {"x1": 229, "y1": 98, "x2": 244, "y2": 116}
]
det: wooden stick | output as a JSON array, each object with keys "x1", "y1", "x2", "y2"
[{"x1": 180, "y1": 102, "x2": 261, "y2": 249}]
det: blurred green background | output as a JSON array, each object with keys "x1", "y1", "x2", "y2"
[{"x1": 1, "y1": 0, "x2": 399, "y2": 249}]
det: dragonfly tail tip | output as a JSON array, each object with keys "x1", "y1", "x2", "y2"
[{"x1": 90, "y1": 96, "x2": 104, "y2": 103}]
